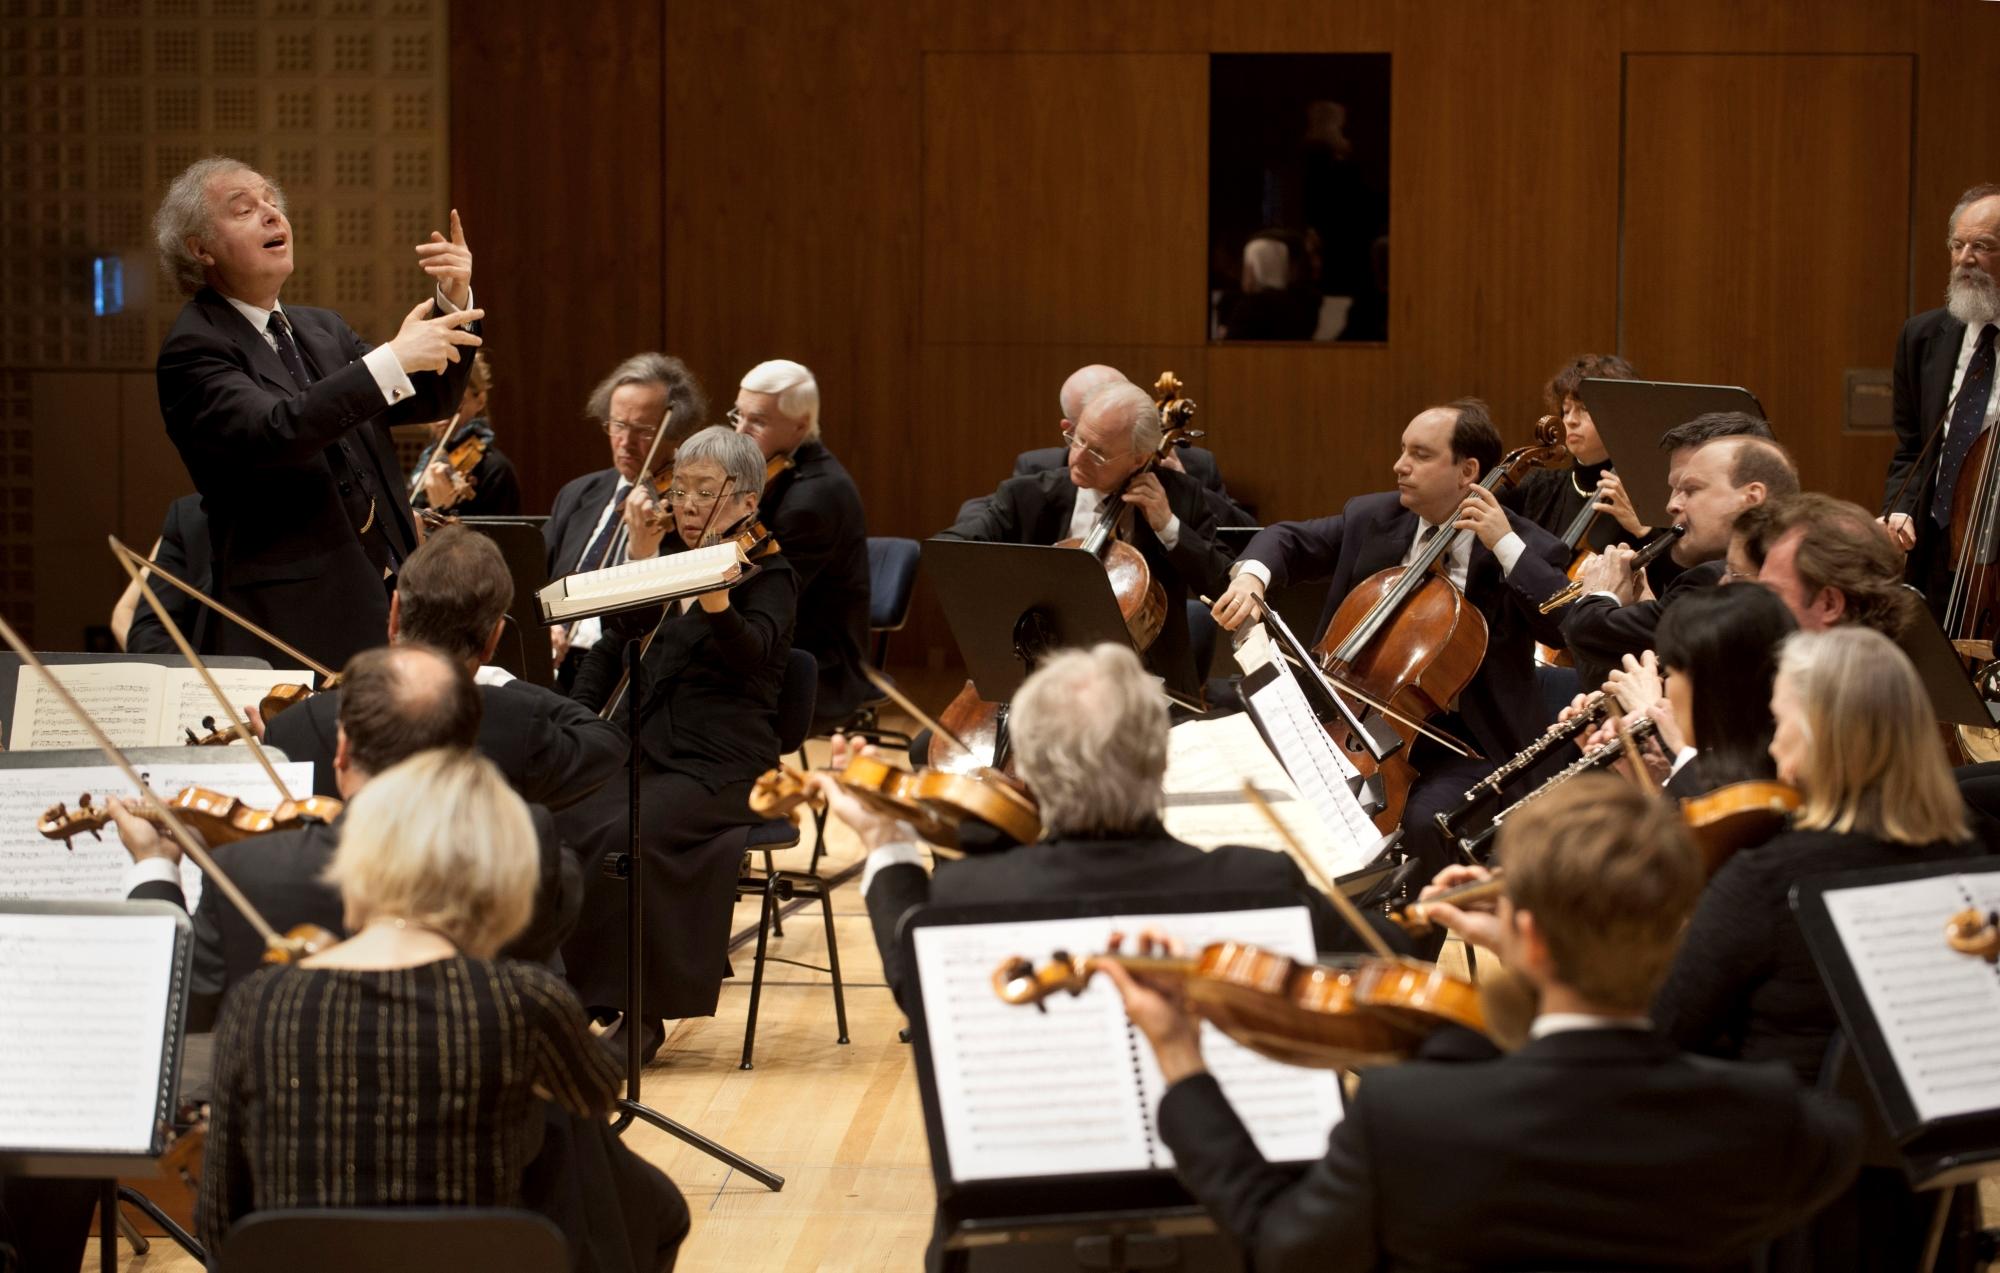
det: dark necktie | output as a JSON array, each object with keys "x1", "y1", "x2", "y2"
[
  {"x1": 579, "y1": 484, "x2": 631, "y2": 572},
  {"x1": 266, "y1": 310, "x2": 314, "y2": 392},
  {"x1": 1932, "y1": 323, "x2": 1999, "y2": 527}
]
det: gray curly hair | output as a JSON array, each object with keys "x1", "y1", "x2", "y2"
[
  {"x1": 585, "y1": 352, "x2": 708, "y2": 447},
  {"x1": 153, "y1": 156, "x2": 285, "y2": 296},
  {"x1": 1011, "y1": 644, "x2": 1167, "y2": 836},
  {"x1": 672, "y1": 425, "x2": 767, "y2": 499}
]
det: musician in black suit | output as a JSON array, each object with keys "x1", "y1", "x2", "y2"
[
  {"x1": 1562, "y1": 431, "x2": 1796, "y2": 690},
  {"x1": 261, "y1": 524, "x2": 623, "y2": 811},
  {"x1": 938, "y1": 382, "x2": 1235, "y2": 698},
  {"x1": 543, "y1": 353, "x2": 710, "y2": 686},
  {"x1": 559, "y1": 428, "x2": 796, "y2": 1059},
  {"x1": 1882, "y1": 184, "x2": 2000, "y2": 616},
  {"x1": 409, "y1": 352, "x2": 521, "y2": 517},
  {"x1": 152, "y1": 157, "x2": 483, "y2": 671},
  {"x1": 1105, "y1": 777, "x2": 1860, "y2": 1273},
  {"x1": 113, "y1": 643, "x2": 582, "y2": 1032},
  {"x1": 730, "y1": 360, "x2": 874, "y2": 731},
  {"x1": 114, "y1": 493, "x2": 209, "y2": 653},
  {"x1": 1210, "y1": 400, "x2": 1572, "y2": 877}
]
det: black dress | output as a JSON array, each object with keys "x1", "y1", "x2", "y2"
[{"x1": 199, "y1": 957, "x2": 687, "y2": 1270}]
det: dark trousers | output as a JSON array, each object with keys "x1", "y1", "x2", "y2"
[
  {"x1": 522, "y1": 1103, "x2": 690, "y2": 1273},
  {"x1": 557, "y1": 768, "x2": 758, "y2": 1024},
  {"x1": 0, "y1": 1177, "x2": 100, "y2": 1273}
]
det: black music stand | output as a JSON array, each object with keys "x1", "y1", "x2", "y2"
[
  {"x1": 1897, "y1": 587, "x2": 2000, "y2": 729},
  {"x1": 457, "y1": 517, "x2": 556, "y2": 689},
  {"x1": 1577, "y1": 378, "x2": 1768, "y2": 529}
]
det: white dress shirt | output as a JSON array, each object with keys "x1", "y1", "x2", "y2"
[
  {"x1": 222, "y1": 284, "x2": 471, "y2": 410},
  {"x1": 1231, "y1": 516, "x2": 1523, "y2": 592},
  {"x1": 567, "y1": 480, "x2": 633, "y2": 652},
  {"x1": 1069, "y1": 484, "x2": 1180, "y2": 551},
  {"x1": 1529, "y1": 1012, "x2": 1652, "y2": 1039},
  {"x1": 1944, "y1": 318, "x2": 2000, "y2": 440}
]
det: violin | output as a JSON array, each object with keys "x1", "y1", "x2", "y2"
[
  {"x1": 1311, "y1": 418, "x2": 1571, "y2": 833},
  {"x1": 39, "y1": 786, "x2": 344, "y2": 849},
  {"x1": 932, "y1": 371, "x2": 1201, "y2": 774},
  {"x1": 750, "y1": 756, "x2": 1042, "y2": 850},
  {"x1": 1679, "y1": 779, "x2": 1800, "y2": 873},
  {"x1": 994, "y1": 940, "x2": 1491, "y2": 1070}
]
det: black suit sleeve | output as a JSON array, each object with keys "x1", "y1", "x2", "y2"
[
  {"x1": 124, "y1": 519, "x2": 199, "y2": 655},
  {"x1": 126, "y1": 878, "x2": 186, "y2": 908},
  {"x1": 1650, "y1": 852, "x2": 1779, "y2": 1056},
  {"x1": 1561, "y1": 594, "x2": 1667, "y2": 673},
  {"x1": 1884, "y1": 318, "x2": 1929, "y2": 517},
  {"x1": 1160, "y1": 473, "x2": 1235, "y2": 602},
  {"x1": 188, "y1": 881, "x2": 230, "y2": 1033},
  {"x1": 935, "y1": 486, "x2": 1028, "y2": 543},
  {"x1": 1240, "y1": 515, "x2": 1347, "y2": 588},
  {"x1": 504, "y1": 682, "x2": 626, "y2": 812},
  {"x1": 1158, "y1": 1073, "x2": 1378, "y2": 1273},
  {"x1": 864, "y1": 863, "x2": 931, "y2": 1012},
  {"x1": 1498, "y1": 518, "x2": 1575, "y2": 648},
  {"x1": 498, "y1": 804, "x2": 584, "y2": 965},
  {"x1": 568, "y1": 606, "x2": 665, "y2": 713}
]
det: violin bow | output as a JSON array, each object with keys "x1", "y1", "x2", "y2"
[
  {"x1": 0, "y1": 611, "x2": 301, "y2": 957},
  {"x1": 859, "y1": 665, "x2": 979, "y2": 761},
  {"x1": 1240, "y1": 780, "x2": 1397, "y2": 960},
  {"x1": 106, "y1": 540, "x2": 340, "y2": 687},
  {"x1": 109, "y1": 536, "x2": 297, "y2": 803}
]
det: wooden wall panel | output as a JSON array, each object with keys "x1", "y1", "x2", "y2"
[
  {"x1": 449, "y1": 0, "x2": 665, "y2": 512},
  {"x1": 921, "y1": 54, "x2": 1210, "y2": 347},
  {"x1": 1912, "y1": 0, "x2": 2000, "y2": 316},
  {"x1": 1621, "y1": 54, "x2": 1912, "y2": 505},
  {"x1": 923, "y1": 0, "x2": 1211, "y2": 51}
]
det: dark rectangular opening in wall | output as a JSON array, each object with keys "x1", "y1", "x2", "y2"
[{"x1": 1209, "y1": 53, "x2": 1391, "y2": 344}]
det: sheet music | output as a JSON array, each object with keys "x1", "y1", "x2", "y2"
[
  {"x1": 1163, "y1": 714, "x2": 1343, "y2": 872},
  {"x1": 0, "y1": 762, "x2": 314, "y2": 913},
  {"x1": 913, "y1": 904, "x2": 1341, "y2": 1182},
  {"x1": 11, "y1": 664, "x2": 164, "y2": 750},
  {"x1": 1235, "y1": 629, "x2": 1385, "y2": 878},
  {"x1": 1822, "y1": 871, "x2": 2000, "y2": 1123},
  {"x1": 539, "y1": 540, "x2": 747, "y2": 618},
  {"x1": 0, "y1": 910, "x2": 178, "y2": 1152},
  {"x1": 165, "y1": 668, "x2": 307, "y2": 745}
]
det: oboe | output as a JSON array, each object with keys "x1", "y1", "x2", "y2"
[
  {"x1": 1457, "y1": 716, "x2": 1658, "y2": 857},
  {"x1": 1433, "y1": 693, "x2": 1612, "y2": 841},
  {"x1": 1539, "y1": 524, "x2": 1685, "y2": 614}
]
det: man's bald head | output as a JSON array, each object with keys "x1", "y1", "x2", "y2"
[
  {"x1": 336, "y1": 643, "x2": 482, "y2": 779},
  {"x1": 1060, "y1": 365, "x2": 1129, "y2": 425}
]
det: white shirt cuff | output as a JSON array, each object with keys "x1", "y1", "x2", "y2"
[
  {"x1": 1586, "y1": 590, "x2": 1622, "y2": 603},
  {"x1": 1231, "y1": 559, "x2": 1273, "y2": 587},
  {"x1": 434, "y1": 285, "x2": 470, "y2": 314},
  {"x1": 860, "y1": 838, "x2": 926, "y2": 897},
  {"x1": 362, "y1": 343, "x2": 417, "y2": 407},
  {"x1": 1667, "y1": 746, "x2": 1698, "y2": 779},
  {"x1": 570, "y1": 616, "x2": 603, "y2": 651},
  {"x1": 473, "y1": 664, "x2": 516, "y2": 687},
  {"x1": 1157, "y1": 514, "x2": 1181, "y2": 552},
  {"x1": 121, "y1": 856, "x2": 182, "y2": 897},
  {"x1": 1492, "y1": 531, "x2": 1525, "y2": 576}
]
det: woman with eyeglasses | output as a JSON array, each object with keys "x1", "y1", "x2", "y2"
[{"x1": 558, "y1": 426, "x2": 797, "y2": 1064}]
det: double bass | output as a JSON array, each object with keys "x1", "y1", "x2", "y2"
[{"x1": 1308, "y1": 419, "x2": 1571, "y2": 833}]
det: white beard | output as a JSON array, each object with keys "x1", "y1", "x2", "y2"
[{"x1": 1947, "y1": 266, "x2": 2000, "y2": 328}]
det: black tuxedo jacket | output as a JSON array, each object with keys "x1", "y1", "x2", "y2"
[
  {"x1": 124, "y1": 493, "x2": 212, "y2": 655},
  {"x1": 1239, "y1": 491, "x2": 1571, "y2": 760},
  {"x1": 762, "y1": 441, "x2": 873, "y2": 724},
  {"x1": 571, "y1": 555, "x2": 797, "y2": 792},
  {"x1": 264, "y1": 673, "x2": 626, "y2": 810},
  {"x1": 936, "y1": 467, "x2": 1234, "y2": 695},
  {"x1": 1561, "y1": 558, "x2": 1729, "y2": 692},
  {"x1": 1014, "y1": 444, "x2": 1256, "y2": 527},
  {"x1": 544, "y1": 467, "x2": 624, "y2": 580},
  {"x1": 864, "y1": 823, "x2": 1405, "y2": 1010},
  {"x1": 157, "y1": 289, "x2": 476, "y2": 671},
  {"x1": 183, "y1": 806, "x2": 581, "y2": 1032},
  {"x1": 1160, "y1": 1027, "x2": 1860, "y2": 1273}
]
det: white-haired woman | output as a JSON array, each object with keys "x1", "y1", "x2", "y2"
[
  {"x1": 197, "y1": 749, "x2": 687, "y2": 1269},
  {"x1": 1652, "y1": 626, "x2": 1988, "y2": 1272},
  {"x1": 560, "y1": 425, "x2": 798, "y2": 1057}
]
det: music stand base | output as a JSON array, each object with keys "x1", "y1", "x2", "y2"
[{"x1": 614, "y1": 1099, "x2": 785, "y2": 1191}]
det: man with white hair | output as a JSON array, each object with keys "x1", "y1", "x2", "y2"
[
  {"x1": 815, "y1": 644, "x2": 1399, "y2": 1013},
  {"x1": 153, "y1": 156, "x2": 483, "y2": 670},
  {"x1": 731, "y1": 359, "x2": 873, "y2": 731},
  {"x1": 938, "y1": 382, "x2": 1235, "y2": 697},
  {"x1": 1883, "y1": 182, "x2": 2000, "y2": 614}
]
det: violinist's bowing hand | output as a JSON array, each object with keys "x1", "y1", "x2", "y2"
[
  {"x1": 420, "y1": 459, "x2": 459, "y2": 510},
  {"x1": 105, "y1": 797, "x2": 179, "y2": 866},
  {"x1": 622, "y1": 484, "x2": 666, "y2": 561},
  {"x1": 1102, "y1": 929, "x2": 1205, "y2": 1083},
  {"x1": 413, "y1": 209, "x2": 473, "y2": 310},
  {"x1": 1577, "y1": 542, "x2": 1640, "y2": 606},
  {"x1": 1211, "y1": 572, "x2": 1266, "y2": 632},
  {"x1": 1453, "y1": 483, "x2": 1513, "y2": 550},
  {"x1": 1121, "y1": 472, "x2": 1174, "y2": 533}
]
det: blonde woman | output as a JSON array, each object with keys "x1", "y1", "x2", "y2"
[
  {"x1": 1652, "y1": 626, "x2": 1985, "y2": 1273},
  {"x1": 196, "y1": 749, "x2": 687, "y2": 1269}
]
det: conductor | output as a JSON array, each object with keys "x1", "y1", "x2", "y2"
[{"x1": 154, "y1": 156, "x2": 484, "y2": 670}]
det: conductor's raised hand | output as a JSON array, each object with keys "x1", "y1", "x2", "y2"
[
  {"x1": 414, "y1": 209, "x2": 473, "y2": 310},
  {"x1": 1452, "y1": 483, "x2": 1512, "y2": 550},
  {"x1": 388, "y1": 298, "x2": 483, "y2": 376},
  {"x1": 1211, "y1": 571, "x2": 1266, "y2": 632}
]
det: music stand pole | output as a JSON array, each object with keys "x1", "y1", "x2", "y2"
[{"x1": 608, "y1": 637, "x2": 785, "y2": 1191}]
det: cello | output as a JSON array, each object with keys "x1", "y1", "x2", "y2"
[
  {"x1": 932, "y1": 372, "x2": 1203, "y2": 773},
  {"x1": 1310, "y1": 418, "x2": 1571, "y2": 833}
]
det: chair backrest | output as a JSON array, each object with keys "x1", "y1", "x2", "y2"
[
  {"x1": 778, "y1": 647, "x2": 818, "y2": 752},
  {"x1": 866, "y1": 537, "x2": 922, "y2": 632},
  {"x1": 218, "y1": 1208, "x2": 566, "y2": 1273}
]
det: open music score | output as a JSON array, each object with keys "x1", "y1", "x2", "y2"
[
  {"x1": 912, "y1": 905, "x2": 1342, "y2": 1183},
  {"x1": 1163, "y1": 712, "x2": 1348, "y2": 878},
  {"x1": 536, "y1": 539, "x2": 751, "y2": 623},
  {"x1": 9, "y1": 664, "x2": 308, "y2": 751}
]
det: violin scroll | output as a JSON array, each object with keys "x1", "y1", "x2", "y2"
[
  {"x1": 992, "y1": 951, "x2": 1091, "y2": 1010},
  {"x1": 1947, "y1": 907, "x2": 2000, "y2": 963}
]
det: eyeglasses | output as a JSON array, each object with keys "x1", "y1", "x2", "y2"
[
  {"x1": 1059, "y1": 425, "x2": 1114, "y2": 466},
  {"x1": 1951, "y1": 238, "x2": 2000, "y2": 260},
  {"x1": 664, "y1": 487, "x2": 729, "y2": 509},
  {"x1": 602, "y1": 419, "x2": 659, "y2": 441},
  {"x1": 726, "y1": 407, "x2": 768, "y2": 431}
]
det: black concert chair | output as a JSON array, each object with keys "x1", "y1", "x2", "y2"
[
  {"x1": 731, "y1": 648, "x2": 849, "y2": 1069},
  {"x1": 217, "y1": 1208, "x2": 566, "y2": 1273}
]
